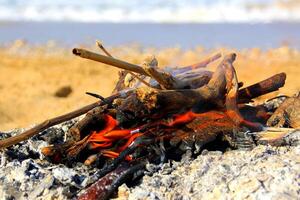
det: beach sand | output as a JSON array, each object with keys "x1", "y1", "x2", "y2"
[{"x1": 0, "y1": 41, "x2": 299, "y2": 131}]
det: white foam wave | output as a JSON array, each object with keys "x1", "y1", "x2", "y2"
[{"x1": 0, "y1": 0, "x2": 299, "y2": 23}]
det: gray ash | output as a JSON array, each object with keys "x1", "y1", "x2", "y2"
[{"x1": 0, "y1": 118, "x2": 98, "y2": 200}]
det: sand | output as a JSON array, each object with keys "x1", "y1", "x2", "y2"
[{"x1": 0, "y1": 41, "x2": 299, "y2": 131}]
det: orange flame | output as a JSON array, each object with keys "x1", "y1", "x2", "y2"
[
  {"x1": 86, "y1": 111, "x2": 221, "y2": 159},
  {"x1": 86, "y1": 114, "x2": 143, "y2": 160},
  {"x1": 86, "y1": 110, "x2": 248, "y2": 160}
]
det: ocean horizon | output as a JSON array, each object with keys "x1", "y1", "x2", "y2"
[{"x1": 0, "y1": 22, "x2": 299, "y2": 50}]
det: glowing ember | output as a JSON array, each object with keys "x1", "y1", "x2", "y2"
[
  {"x1": 86, "y1": 114, "x2": 143, "y2": 160},
  {"x1": 85, "y1": 110, "x2": 240, "y2": 160}
]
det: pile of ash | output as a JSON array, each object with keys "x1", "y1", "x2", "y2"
[{"x1": 0, "y1": 119, "x2": 98, "y2": 200}]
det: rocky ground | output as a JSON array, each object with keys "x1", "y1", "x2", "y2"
[
  {"x1": 0, "y1": 120, "x2": 299, "y2": 200},
  {"x1": 121, "y1": 139, "x2": 300, "y2": 200}
]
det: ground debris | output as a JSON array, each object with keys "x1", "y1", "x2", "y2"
[{"x1": 123, "y1": 137, "x2": 300, "y2": 200}]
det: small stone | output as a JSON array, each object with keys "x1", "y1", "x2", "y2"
[
  {"x1": 54, "y1": 86, "x2": 72, "y2": 98},
  {"x1": 128, "y1": 188, "x2": 150, "y2": 200},
  {"x1": 256, "y1": 173, "x2": 272, "y2": 182},
  {"x1": 116, "y1": 184, "x2": 130, "y2": 200},
  {"x1": 201, "y1": 149, "x2": 209, "y2": 155},
  {"x1": 52, "y1": 167, "x2": 76, "y2": 184},
  {"x1": 149, "y1": 192, "x2": 159, "y2": 200},
  {"x1": 28, "y1": 175, "x2": 54, "y2": 198}
]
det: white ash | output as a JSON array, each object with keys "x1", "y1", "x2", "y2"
[
  {"x1": 263, "y1": 95, "x2": 287, "y2": 111},
  {"x1": 121, "y1": 132, "x2": 300, "y2": 200},
  {"x1": 0, "y1": 118, "x2": 98, "y2": 200}
]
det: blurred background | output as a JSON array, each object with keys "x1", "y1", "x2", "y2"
[
  {"x1": 0, "y1": 0, "x2": 300, "y2": 48},
  {"x1": 0, "y1": 0, "x2": 300, "y2": 130}
]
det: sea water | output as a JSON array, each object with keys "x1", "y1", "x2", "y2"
[
  {"x1": 0, "y1": 0, "x2": 299, "y2": 49},
  {"x1": 0, "y1": 22, "x2": 299, "y2": 49}
]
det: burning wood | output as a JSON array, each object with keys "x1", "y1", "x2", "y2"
[{"x1": 0, "y1": 42, "x2": 298, "y2": 200}]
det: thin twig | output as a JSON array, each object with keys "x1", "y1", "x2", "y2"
[
  {"x1": 266, "y1": 95, "x2": 289, "y2": 102},
  {"x1": 173, "y1": 53, "x2": 222, "y2": 74},
  {"x1": 95, "y1": 40, "x2": 153, "y2": 88},
  {"x1": 188, "y1": 52, "x2": 222, "y2": 69},
  {"x1": 96, "y1": 40, "x2": 113, "y2": 57},
  {"x1": 142, "y1": 56, "x2": 187, "y2": 89}
]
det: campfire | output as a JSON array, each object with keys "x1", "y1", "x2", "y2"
[{"x1": 0, "y1": 42, "x2": 299, "y2": 200}]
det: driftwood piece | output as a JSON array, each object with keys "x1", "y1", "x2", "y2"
[
  {"x1": 0, "y1": 101, "x2": 100, "y2": 149},
  {"x1": 238, "y1": 73, "x2": 286, "y2": 103},
  {"x1": 221, "y1": 53, "x2": 262, "y2": 131},
  {"x1": 117, "y1": 53, "x2": 264, "y2": 132},
  {"x1": 267, "y1": 96, "x2": 300, "y2": 128},
  {"x1": 73, "y1": 48, "x2": 148, "y2": 76},
  {"x1": 168, "y1": 111, "x2": 239, "y2": 151},
  {"x1": 77, "y1": 162, "x2": 145, "y2": 200},
  {"x1": 96, "y1": 40, "x2": 113, "y2": 57},
  {"x1": 142, "y1": 56, "x2": 187, "y2": 89},
  {"x1": 255, "y1": 127, "x2": 299, "y2": 146},
  {"x1": 67, "y1": 106, "x2": 106, "y2": 142},
  {"x1": 117, "y1": 54, "x2": 234, "y2": 123}
]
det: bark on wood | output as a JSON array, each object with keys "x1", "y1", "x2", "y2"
[
  {"x1": 267, "y1": 96, "x2": 300, "y2": 128},
  {"x1": 238, "y1": 73, "x2": 286, "y2": 103},
  {"x1": 222, "y1": 54, "x2": 263, "y2": 131}
]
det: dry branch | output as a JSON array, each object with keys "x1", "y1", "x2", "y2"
[
  {"x1": 238, "y1": 73, "x2": 286, "y2": 102},
  {"x1": 142, "y1": 56, "x2": 187, "y2": 89},
  {"x1": 96, "y1": 41, "x2": 153, "y2": 88},
  {"x1": 73, "y1": 48, "x2": 190, "y2": 89},
  {"x1": 0, "y1": 94, "x2": 122, "y2": 149},
  {"x1": 73, "y1": 48, "x2": 147, "y2": 76},
  {"x1": 179, "y1": 52, "x2": 222, "y2": 71},
  {"x1": 96, "y1": 40, "x2": 113, "y2": 57}
]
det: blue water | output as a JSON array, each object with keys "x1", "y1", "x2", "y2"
[{"x1": 0, "y1": 22, "x2": 299, "y2": 49}]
